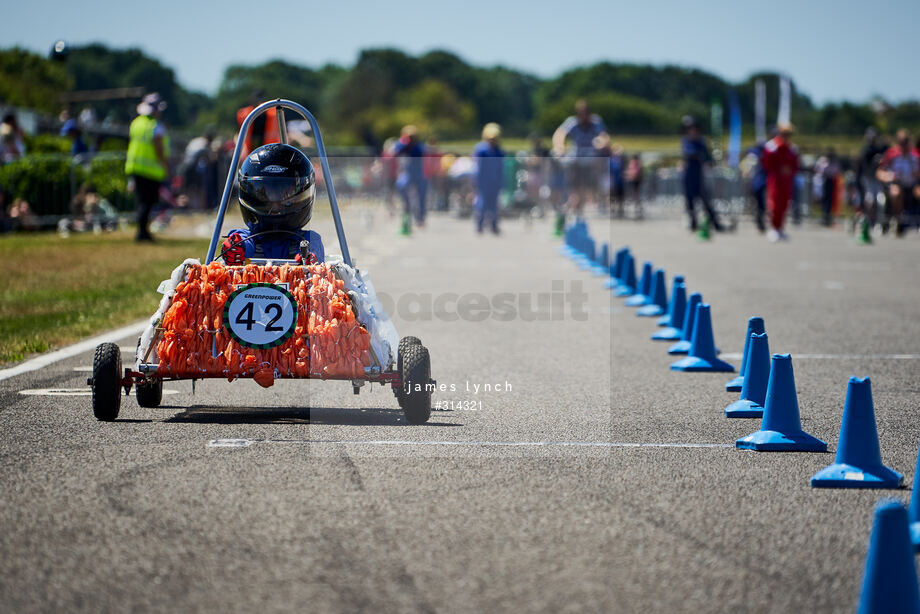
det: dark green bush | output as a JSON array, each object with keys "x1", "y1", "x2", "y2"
[
  {"x1": 0, "y1": 155, "x2": 77, "y2": 216},
  {"x1": 85, "y1": 154, "x2": 131, "y2": 211},
  {"x1": 24, "y1": 134, "x2": 71, "y2": 154},
  {"x1": 0, "y1": 153, "x2": 132, "y2": 217}
]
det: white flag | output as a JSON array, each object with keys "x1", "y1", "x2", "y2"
[
  {"x1": 777, "y1": 76, "x2": 791, "y2": 126},
  {"x1": 755, "y1": 79, "x2": 766, "y2": 142}
]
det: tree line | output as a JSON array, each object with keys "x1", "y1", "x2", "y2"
[{"x1": 2, "y1": 44, "x2": 919, "y2": 142}]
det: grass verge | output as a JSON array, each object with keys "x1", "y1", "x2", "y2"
[{"x1": 0, "y1": 231, "x2": 208, "y2": 365}]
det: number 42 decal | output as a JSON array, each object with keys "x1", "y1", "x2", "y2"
[
  {"x1": 234, "y1": 302, "x2": 284, "y2": 332},
  {"x1": 223, "y1": 283, "x2": 298, "y2": 349}
]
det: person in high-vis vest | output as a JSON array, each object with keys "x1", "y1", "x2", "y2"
[{"x1": 125, "y1": 93, "x2": 169, "y2": 242}]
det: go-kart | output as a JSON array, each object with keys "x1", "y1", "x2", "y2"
[{"x1": 88, "y1": 99, "x2": 434, "y2": 424}]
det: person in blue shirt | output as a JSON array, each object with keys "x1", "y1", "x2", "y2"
[
  {"x1": 681, "y1": 115, "x2": 724, "y2": 232},
  {"x1": 221, "y1": 144, "x2": 324, "y2": 264},
  {"x1": 744, "y1": 141, "x2": 768, "y2": 232},
  {"x1": 394, "y1": 125, "x2": 428, "y2": 234},
  {"x1": 60, "y1": 119, "x2": 89, "y2": 157},
  {"x1": 552, "y1": 99, "x2": 609, "y2": 219},
  {"x1": 607, "y1": 144, "x2": 625, "y2": 217},
  {"x1": 473, "y1": 123, "x2": 505, "y2": 234}
]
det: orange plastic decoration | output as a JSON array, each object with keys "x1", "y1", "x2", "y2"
[{"x1": 155, "y1": 262, "x2": 372, "y2": 384}]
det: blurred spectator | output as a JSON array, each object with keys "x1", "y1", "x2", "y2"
[
  {"x1": 181, "y1": 129, "x2": 219, "y2": 209},
  {"x1": 530, "y1": 134, "x2": 550, "y2": 159},
  {"x1": 361, "y1": 125, "x2": 382, "y2": 156},
  {"x1": 814, "y1": 148, "x2": 841, "y2": 226},
  {"x1": 8, "y1": 198, "x2": 38, "y2": 231},
  {"x1": 552, "y1": 99, "x2": 609, "y2": 221},
  {"x1": 625, "y1": 153, "x2": 644, "y2": 219},
  {"x1": 680, "y1": 115, "x2": 723, "y2": 232},
  {"x1": 473, "y1": 123, "x2": 505, "y2": 234},
  {"x1": 762, "y1": 123, "x2": 799, "y2": 241},
  {"x1": 394, "y1": 125, "x2": 428, "y2": 232},
  {"x1": 78, "y1": 107, "x2": 97, "y2": 128},
  {"x1": 125, "y1": 93, "x2": 170, "y2": 242},
  {"x1": 446, "y1": 154, "x2": 476, "y2": 218},
  {"x1": 380, "y1": 137, "x2": 400, "y2": 216},
  {"x1": 875, "y1": 129, "x2": 919, "y2": 236},
  {"x1": 60, "y1": 118, "x2": 89, "y2": 157},
  {"x1": 741, "y1": 141, "x2": 768, "y2": 232},
  {"x1": 284, "y1": 120, "x2": 314, "y2": 149},
  {"x1": 424, "y1": 136, "x2": 447, "y2": 211},
  {"x1": 856, "y1": 128, "x2": 887, "y2": 216},
  {"x1": 522, "y1": 135, "x2": 550, "y2": 217},
  {"x1": 0, "y1": 113, "x2": 26, "y2": 163},
  {"x1": 236, "y1": 91, "x2": 278, "y2": 159},
  {"x1": 608, "y1": 144, "x2": 625, "y2": 217},
  {"x1": 64, "y1": 183, "x2": 118, "y2": 233},
  {"x1": 437, "y1": 151, "x2": 456, "y2": 212}
]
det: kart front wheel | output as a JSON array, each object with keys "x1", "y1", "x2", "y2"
[
  {"x1": 92, "y1": 342, "x2": 122, "y2": 421},
  {"x1": 135, "y1": 379, "x2": 163, "y2": 408},
  {"x1": 399, "y1": 343, "x2": 431, "y2": 425}
]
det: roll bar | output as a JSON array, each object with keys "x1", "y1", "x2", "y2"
[{"x1": 205, "y1": 99, "x2": 352, "y2": 266}]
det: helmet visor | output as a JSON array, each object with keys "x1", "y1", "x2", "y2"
[{"x1": 239, "y1": 175, "x2": 314, "y2": 213}]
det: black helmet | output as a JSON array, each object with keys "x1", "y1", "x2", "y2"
[{"x1": 238, "y1": 143, "x2": 315, "y2": 235}]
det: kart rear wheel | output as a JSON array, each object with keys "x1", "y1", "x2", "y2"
[
  {"x1": 397, "y1": 336, "x2": 422, "y2": 372},
  {"x1": 135, "y1": 379, "x2": 163, "y2": 408},
  {"x1": 395, "y1": 336, "x2": 422, "y2": 402},
  {"x1": 399, "y1": 343, "x2": 431, "y2": 425},
  {"x1": 92, "y1": 342, "x2": 122, "y2": 421}
]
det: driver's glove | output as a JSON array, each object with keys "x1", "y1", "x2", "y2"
[
  {"x1": 222, "y1": 233, "x2": 246, "y2": 265},
  {"x1": 294, "y1": 251, "x2": 318, "y2": 265}
]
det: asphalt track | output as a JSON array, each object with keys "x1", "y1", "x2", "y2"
[{"x1": 1, "y1": 206, "x2": 919, "y2": 613}]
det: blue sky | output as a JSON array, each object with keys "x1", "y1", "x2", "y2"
[{"x1": 2, "y1": 0, "x2": 918, "y2": 104}]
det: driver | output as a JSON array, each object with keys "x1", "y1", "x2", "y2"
[{"x1": 221, "y1": 143, "x2": 324, "y2": 264}]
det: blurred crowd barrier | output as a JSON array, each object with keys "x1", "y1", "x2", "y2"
[{"x1": 1, "y1": 147, "x2": 863, "y2": 233}]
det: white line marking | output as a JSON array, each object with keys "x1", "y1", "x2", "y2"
[
  {"x1": 208, "y1": 438, "x2": 732, "y2": 449},
  {"x1": 720, "y1": 353, "x2": 920, "y2": 360},
  {"x1": 0, "y1": 320, "x2": 147, "y2": 383},
  {"x1": 19, "y1": 387, "x2": 181, "y2": 397}
]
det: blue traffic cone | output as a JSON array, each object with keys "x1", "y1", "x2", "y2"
[
  {"x1": 656, "y1": 275, "x2": 685, "y2": 327},
  {"x1": 592, "y1": 243, "x2": 610, "y2": 276},
  {"x1": 613, "y1": 253, "x2": 637, "y2": 297},
  {"x1": 576, "y1": 236, "x2": 596, "y2": 269},
  {"x1": 725, "y1": 317, "x2": 765, "y2": 392},
  {"x1": 856, "y1": 500, "x2": 920, "y2": 614},
  {"x1": 604, "y1": 248, "x2": 628, "y2": 289},
  {"x1": 908, "y1": 441, "x2": 920, "y2": 551},
  {"x1": 811, "y1": 377, "x2": 903, "y2": 488},
  {"x1": 616, "y1": 248, "x2": 629, "y2": 279},
  {"x1": 668, "y1": 292, "x2": 702, "y2": 354},
  {"x1": 671, "y1": 304, "x2": 735, "y2": 372},
  {"x1": 567, "y1": 225, "x2": 587, "y2": 259},
  {"x1": 724, "y1": 333, "x2": 770, "y2": 418},
  {"x1": 624, "y1": 261, "x2": 653, "y2": 307},
  {"x1": 652, "y1": 283, "x2": 686, "y2": 341},
  {"x1": 736, "y1": 353, "x2": 827, "y2": 451},
  {"x1": 637, "y1": 269, "x2": 667, "y2": 317},
  {"x1": 560, "y1": 223, "x2": 581, "y2": 256}
]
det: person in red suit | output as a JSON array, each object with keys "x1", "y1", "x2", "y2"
[{"x1": 762, "y1": 123, "x2": 799, "y2": 241}]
